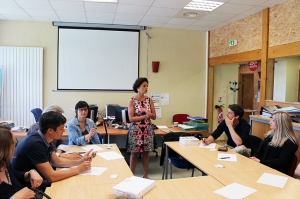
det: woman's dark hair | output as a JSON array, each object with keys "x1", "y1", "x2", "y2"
[
  {"x1": 0, "y1": 125, "x2": 13, "y2": 170},
  {"x1": 132, "y1": 77, "x2": 148, "y2": 93},
  {"x1": 75, "y1": 101, "x2": 89, "y2": 117},
  {"x1": 39, "y1": 111, "x2": 67, "y2": 135}
]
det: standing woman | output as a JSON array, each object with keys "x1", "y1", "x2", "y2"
[
  {"x1": 68, "y1": 101, "x2": 101, "y2": 145},
  {"x1": 127, "y1": 77, "x2": 156, "y2": 179},
  {"x1": 250, "y1": 112, "x2": 298, "y2": 174}
]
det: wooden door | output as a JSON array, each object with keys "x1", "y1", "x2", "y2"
[{"x1": 240, "y1": 74, "x2": 254, "y2": 122}]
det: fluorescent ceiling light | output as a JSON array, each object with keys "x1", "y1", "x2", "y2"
[
  {"x1": 83, "y1": 0, "x2": 117, "y2": 3},
  {"x1": 184, "y1": 0, "x2": 223, "y2": 12}
]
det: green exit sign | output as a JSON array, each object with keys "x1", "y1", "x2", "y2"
[{"x1": 228, "y1": 40, "x2": 237, "y2": 46}]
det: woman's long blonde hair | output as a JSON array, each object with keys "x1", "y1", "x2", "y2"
[{"x1": 265, "y1": 112, "x2": 298, "y2": 147}]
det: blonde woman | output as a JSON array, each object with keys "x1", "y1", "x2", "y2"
[{"x1": 250, "y1": 112, "x2": 298, "y2": 174}]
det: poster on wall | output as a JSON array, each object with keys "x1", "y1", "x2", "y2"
[
  {"x1": 151, "y1": 93, "x2": 160, "y2": 106},
  {"x1": 160, "y1": 93, "x2": 169, "y2": 105},
  {"x1": 155, "y1": 107, "x2": 162, "y2": 119},
  {"x1": 257, "y1": 80, "x2": 260, "y2": 102}
]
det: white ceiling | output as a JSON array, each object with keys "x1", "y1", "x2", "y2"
[{"x1": 0, "y1": 0, "x2": 286, "y2": 31}]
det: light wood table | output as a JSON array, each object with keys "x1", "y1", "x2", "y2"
[
  {"x1": 215, "y1": 169, "x2": 300, "y2": 198},
  {"x1": 163, "y1": 141, "x2": 272, "y2": 179},
  {"x1": 13, "y1": 130, "x2": 69, "y2": 139},
  {"x1": 45, "y1": 144, "x2": 133, "y2": 198},
  {"x1": 143, "y1": 176, "x2": 225, "y2": 199}
]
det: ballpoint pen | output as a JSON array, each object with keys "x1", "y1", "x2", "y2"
[{"x1": 220, "y1": 157, "x2": 230, "y2": 159}]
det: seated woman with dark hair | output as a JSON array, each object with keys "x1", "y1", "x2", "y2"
[
  {"x1": 250, "y1": 112, "x2": 298, "y2": 174},
  {"x1": 67, "y1": 101, "x2": 101, "y2": 145},
  {"x1": 0, "y1": 125, "x2": 43, "y2": 199}
]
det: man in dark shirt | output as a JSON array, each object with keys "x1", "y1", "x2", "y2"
[
  {"x1": 202, "y1": 104, "x2": 251, "y2": 157},
  {"x1": 11, "y1": 111, "x2": 93, "y2": 189}
]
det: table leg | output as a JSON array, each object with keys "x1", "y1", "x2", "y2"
[
  {"x1": 108, "y1": 135, "x2": 110, "y2": 144},
  {"x1": 164, "y1": 144, "x2": 169, "y2": 180}
]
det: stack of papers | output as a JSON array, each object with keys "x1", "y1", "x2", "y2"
[
  {"x1": 97, "y1": 151, "x2": 124, "y2": 160},
  {"x1": 81, "y1": 145, "x2": 104, "y2": 151},
  {"x1": 178, "y1": 124, "x2": 195, "y2": 130}
]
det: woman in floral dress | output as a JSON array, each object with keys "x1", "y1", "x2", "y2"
[{"x1": 127, "y1": 77, "x2": 156, "y2": 179}]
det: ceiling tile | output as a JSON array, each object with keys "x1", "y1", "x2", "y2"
[
  {"x1": 119, "y1": 0, "x2": 154, "y2": 6},
  {"x1": 0, "y1": 0, "x2": 20, "y2": 8},
  {"x1": 0, "y1": 7, "x2": 29, "y2": 16},
  {"x1": 115, "y1": 13, "x2": 143, "y2": 21},
  {"x1": 84, "y1": 2, "x2": 117, "y2": 12},
  {"x1": 192, "y1": 20, "x2": 222, "y2": 27},
  {"x1": 152, "y1": 0, "x2": 191, "y2": 9},
  {"x1": 60, "y1": 17, "x2": 87, "y2": 23},
  {"x1": 2, "y1": 14, "x2": 33, "y2": 21},
  {"x1": 113, "y1": 20, "x2": 139, "y2": 25},
  {"x1": 141, "y1": 15, "x2": 170, "y2": 23},
  {"x1": 146, "y1": 7, "x2": 179, "y2": 17},
  {"x1": 87, "y1": 18, "x2": 113, "y2": 24},
  {"x1": 201, "y1": 12, "x2": 236, "y2": 21},
  {"x1": 14, "y1": 0, "x2": 53, "y2": 10},
  {"x1": 86, "y1": 12, "x2": 114, "y2": 20},
  {"x1": 116, "y1": 4, "x2": 149, "y2": 15},
  {"x1": 227, "y1": 14, "x2": 248, "y2": 23},
  {"x1": 56, "y1": 10, "x2": 86, "y2": 18},
  {"x1": 214, "y1": 3, "x2": 254, "y2": 14},
  {"x1": 259, "y1": 0, "x2": 286, "y2": 7},
  {"x1": 32, "y1": 16, "x2": 60, "y2": 22},
  {"x1": 185, "y1": 25, "x2": 209, "y2": 31},
  {"x1": 50, "y1": 1, "x2": 84, "y2": 11},
  {"x1": 24, "y1": 9, "x2": 58, "y2": 17},
  {"x1": 228, "y1": 0, "x2": 268, "y2": 6},
  {"x1": 241, "y1": 6, "x2": 267, "y2": 16},
  {"x1": 167, "y1": 18, "x2": 196, "y2": 25},
  {"x1": 0, "y1": 15, "x2": 7, "y2": 20}
]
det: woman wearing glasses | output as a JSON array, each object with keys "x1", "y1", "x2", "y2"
[
  {"x1": 67, "y1": 101, "x2": 101, "y2": 145},
  {"x1": 0, "y1": 125, "x2": 43, "y2": 199}
]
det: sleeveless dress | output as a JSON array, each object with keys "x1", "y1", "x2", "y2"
[{"x1": 127, "y1": 96, "x2": 154, "y2": 152}]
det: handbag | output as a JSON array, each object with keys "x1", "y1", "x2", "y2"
[{"x1": 34, "y1": 189, "x2": 51, "y2": 199}]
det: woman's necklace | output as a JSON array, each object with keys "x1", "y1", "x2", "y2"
[{"x1": 5, "y1": 167, "x2": 12, "y2": 185}]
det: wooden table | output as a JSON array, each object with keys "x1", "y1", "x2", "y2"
[
  {"x1": 143, "y1": 176, "x2": 225, "y2": 199},
  {"x1": 13, "y1": 130, "x2": 69, "y2": 139},
  {"x1": 163, "y1": 141, "x2": 272, "y2": 179},
  {"x1": 215, "y1": 169, "x2": 300, "y2": 198},
  {"x1": 45, "y1": 144, "x2": 133, "y2": 198}
]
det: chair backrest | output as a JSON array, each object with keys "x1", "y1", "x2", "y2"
[
  {"x1": 287, "y1": 154, "x2": 298, "y2": 177},
  {"x1": 246, "y1": 135, "x2": 262, "y2": 156},
  {"x1": 30, "y1": 108, "x2": 43, "y2": 122},
  {"x1": 159, "y1": 132, "x2": 189, "y2": 166},
  {"x1": 172, "y1": 114, "x2": 189, "y2": 124}
]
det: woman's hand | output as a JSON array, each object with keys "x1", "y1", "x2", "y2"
[
  {"x1": 28, "y1": 170, "x2": 43, "y2": 190},
  {"x1": 11, "y1": 187, "x2": 35, "y2": 199},
  {"x1": 89, "y1": 128, "x2": 96, "y2": 137},
  {"x1": 249, "y1": 156, "x2": 260, "y2": 162}
]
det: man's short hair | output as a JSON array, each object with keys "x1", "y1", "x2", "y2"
[
  {"x1": 39, "y1": 111, "x2": 66, "y2": 134},
  {"x1": 228, "y1": 104, "x2": 244, "y2": 120}
]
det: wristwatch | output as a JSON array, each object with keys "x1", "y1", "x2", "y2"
[
  {"x1": 56, "y1": 152, "x2": 61, "y2": 157},
  {"x1": 28, "y1": 169, "x2": 36, "y2": 178}
]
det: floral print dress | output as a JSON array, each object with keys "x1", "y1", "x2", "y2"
[{"x1": 127, "y1": 96, "x2": 154, "y2": 152}]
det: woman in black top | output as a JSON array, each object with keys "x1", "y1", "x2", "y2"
[
  {"x1": 0, "y1": 125, "x2": 43, "y2": 199},
  {"x1": 250, "y1": 112, "x2": 298, "y2": 174}
]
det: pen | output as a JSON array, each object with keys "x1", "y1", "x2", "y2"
[{"x1": 220, "y1": 157, "x2": 230, "y2": 159}]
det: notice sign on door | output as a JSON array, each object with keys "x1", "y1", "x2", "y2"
[{"x1": 248, "y1": 61, "x2": 259, "y2": 71}]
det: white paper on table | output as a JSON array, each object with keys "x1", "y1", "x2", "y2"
[
  {"x1": 60, "y1": 167, "x2": 107, "y2": 176},
  {"x1": 257, "y1": 173, "x2": 288, "y2": 188},
  {"x1": 97, "y1": 151, "x2": 124, "y2": 160},
  {"x1": 214, "y1": 182, "x2": 257, "y2": 199},
  {"x1": 81, "y1": 145, "x2": 103, "y2": 151},
  {"x1": 199, "y1": 142, "x2": 216, "y2": 149},
  {"x1": 157, "y1": 125, "x2": 169, "y2": 129},
  {"x1": 217, "y1": 153, "x2": 237, "y2": 161}
]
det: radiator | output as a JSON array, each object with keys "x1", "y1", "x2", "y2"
[{"x1": 0, "y1": 46, "x2": 43, "y2": 126}]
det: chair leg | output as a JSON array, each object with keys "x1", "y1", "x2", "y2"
[
  {"x1": 191, "y1": 168, "x2": 195, "y2": 177},
  {"x1": 169, "y1": 159, "x2": 173, "y2": 179},
  {"x1": 162, "y1": 164, "x2": 165, "y2": 180}
]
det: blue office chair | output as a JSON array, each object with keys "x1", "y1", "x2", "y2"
[{"x1": 30, "y1": 108, "x2": 43, "y2": 122}]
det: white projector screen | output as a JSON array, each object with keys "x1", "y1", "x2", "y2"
[{"x1": 58, "y1": 28, "x2": 139, "y2": 90}]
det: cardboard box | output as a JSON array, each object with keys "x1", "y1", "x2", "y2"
[
  {"x1": 179, "y1": 136, "x2": 199, "y2": 146},
  {"x1": 112, "y1": 176, "x2": 156, "y2": 199}
]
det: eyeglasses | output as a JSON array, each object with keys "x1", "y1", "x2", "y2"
[
  {"x1": 78, "y1": 108, "x2": 88, "y2": 112},
  {"x1": 12, "y1": 139, "x2": 18, "y2": 146}
]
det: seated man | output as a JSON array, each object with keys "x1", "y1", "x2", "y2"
[
  {"x1": 27, "y1": 104, "x2": 81, "y2": 160},
  {"x1": 202, "y1": 104, "x2": 251, "y2": 157},
  {"x1": 11, "y1": 111, "x2": 92, "y2": 190}
]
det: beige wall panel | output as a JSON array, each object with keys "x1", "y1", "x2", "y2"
[
  {"x1": 210, "y1": 12, "x2": 262, "y2": 58},
  {"x1": 269, "y1": 0, "x2": 300, "y2": 47},
  {"x1": 0, "y1": 21, "x2": 207, "y2": 125}
]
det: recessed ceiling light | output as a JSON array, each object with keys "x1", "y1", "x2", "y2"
[
  {"x1": 83, "y1": 0, "x2": 117, "y2": 3},
  {"x1": 184, "y1": 0, "x2": 224, "y2": 12},
  {"x1": 183, "y1": 12, "x2": 198, "y2": 17}
]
